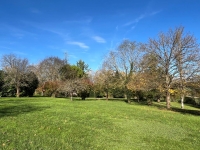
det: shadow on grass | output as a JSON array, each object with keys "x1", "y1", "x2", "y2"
[
  {"x1": 185, "y1": 103, "x2": 200, "y2": 109},
  {"x1": 0, "y1": 99, "x2": 50, "y2": 118},
  {"x1": 0, "y1": 105, "x2": 50, "y2": 118},
  {"x1": 0, "y1": 99, "x2": 29, "y2": 104},
  {"x1": 127, "y1": 99, "x2": 200, "y2": 116},
  {"x1": 171, "y1": 107, "x2": 200, "y2": 116},
  {"x1": 151, "y1": 103, "x2": 200, "y2": 116},
  {"x1": 69, "y1": 97, "x2": 127, "y2": 102}
]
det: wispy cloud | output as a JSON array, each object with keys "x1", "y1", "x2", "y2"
[
  {"x1": 124, "y1": 14, "x2": 145, "y2": 27},
  {"x1": 21, "y1": 21, "x2": 66, "y2": 37},
  {"x1": 116, "y1": 26, "x2": 119, "y2": 31},
  {"x1": 69, "y1": 54, "x2": 78, "y2": 59},
  {"x1": 0, "y1": 23, "x2": 36, "y2": 39},
  {"x1": 12, "y1": 33, "x2": 25, "y2": 39},
  {"x1": 123, "y1": 10, "x2": 161, "y2": 27},
  {"x1": 13, "y1": 51, "x2": 27, "y2": 56},
  {"x1": 92, "y1": 36, "x2": 106, "y2": 43},
  {"x1": 67, "y1": 41, "x2": 89, "y2": 49},
  {"x1": 150, "y1": 10, "x2": 162, "y2": 16},
  {"x1": 0, "y1": 46, "x2": 11, "y2": 50},
  {"x1": 64, "y1": 16, "x2": 92, "y2": 24},
  {"x1": 30, "y1": 8, "x2": 41, "y2": 14}
]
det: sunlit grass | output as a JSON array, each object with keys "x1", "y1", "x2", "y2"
[{"x1": 0, "y1": 97, "x2": 200, "y2": 149}]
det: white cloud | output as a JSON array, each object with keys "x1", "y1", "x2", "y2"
[
  {"x1": 92, "y1": 36, "x2": 106, "y2": 43},
  {"x1": 67, "y1": 41, "x2": 89, "y2": 49}
]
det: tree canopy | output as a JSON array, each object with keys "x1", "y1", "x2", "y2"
[{"x1": 0, "y1": 26, "x2": 200, "y2": 108}]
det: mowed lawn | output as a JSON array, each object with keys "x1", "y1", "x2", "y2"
[{"x1": 0, "y1": 97, "x2": 200, "y2": 150}]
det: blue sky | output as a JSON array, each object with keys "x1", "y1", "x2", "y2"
[{"x1": 0, "y1": 0, "x2": 200, "y2": 70}]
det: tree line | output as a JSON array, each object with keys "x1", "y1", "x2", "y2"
[{"x1": 1, "y1": 26, "x2": 200, "y2": 109}]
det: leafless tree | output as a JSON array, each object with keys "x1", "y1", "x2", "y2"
[
  {"x1": 1, "y1": 54, "x2": 29, "y2": 97},
  {"x1": 37, "y1": 56, "x2": 65, "y2": 82},
  {"x1": 173, "y1": 27, "x2": 200, "y2": 108},
  {"x1": 103, "y1": 40, "x2": 143, "y2": 102},
  {"x1": 144, "y1": 26, "x2": 200, "y2": 109},
  {"x1": 59, "y1": 78, "x2": 90, "y2": 101},
  {"x1": 34, "y1": 56, "x2": 65, "y2": 96}
]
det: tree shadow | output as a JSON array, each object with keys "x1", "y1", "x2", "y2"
[
  {"x1": 0, "y1": 99, "x2": 28, "y2": 104},
  {"x1": 152, "y1": 102, "x2": 200, "y2": 116},
  {"x1": 171, "y1": 107, "x2": 200, "y2": 116},
  {"x1": 0, "y1": 99, "x2": 50, "y2": 118},
  {"x1": 70, "y1": 97, "x2": 127, "y2": 102},
  {"x1": 127, "y1": 99, "x2": 200, "y2": 116},
  {"x1": 184, "y1": 103, "x2": 200, "y2": 109}
]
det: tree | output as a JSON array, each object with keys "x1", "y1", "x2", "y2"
[
  {"x1": 78, "y1": 78, "x2": 92, "y2": 100},
  {"x1": 103, "y1": 40, "x2": 143, "y2": 102},
  {"x1": 76, "y1": 60, "x2": 90, "y2": 76},
  {"x1": 1, "y1": 54, "x2": 30, "y2": 97},
  {"x1": 35, "y1": 56, "x2": 65, "y2": 96},
  {"x1": 60, "y1": 64, "x2": 84, "y2": 80},
  {"x1": 59, "y1": 78, "x2": 91, "y2": 100},
  {"x1": 20, "y1": 71, "x2": 39, "y2": 97},
  {"x1": 59, "y1": 63, "x2": 91, "y2": 100},
  {"x1": 93, "y1": 69, "x2": 114, "y2": 100},
  {"x1": 173, "y1": 27, "x2": 200, "y2": 108},
  {"x1": 37, "y1": 56, "x2": 65, "y2": 81},
  {"x1": 135, "y1": 53, "x2": 165, "y2": 102},
  {"x1": 41, "y1": 81, "x2": 60, "y2": 97},
  {"x1": 0, "y1": 70, "x2": 4, "y2": 96},
  {"x1": 144, "y1": 26, "x2": 200, "y2": 109}
]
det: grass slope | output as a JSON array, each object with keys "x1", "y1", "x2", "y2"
[{"x1": 0, "y1": 97, "x2": 200, "y2": 150}]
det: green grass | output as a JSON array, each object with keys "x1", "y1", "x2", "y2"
[{"x1": 0, "y1": 97, "x2": 200, "y2": 150}]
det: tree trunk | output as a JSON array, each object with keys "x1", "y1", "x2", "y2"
[
  {"x1": 124, "y1": 93, "x2": 131, "y2": 103},
  {"x1": 127, "y1": 94, "x2": 131, "y2": 103},
  {"x1": 106, "y1": 90, "x2": 108, "y2": 100},
  {"x1": 181, "y1": 94, "x2": 184, "y2": 109},
  {"x1": 51, "y1": 92, "x2": 56, "y2": 98},
  {"x1": 70, "y1": 93, "x2": 73, "y2": 101},
  {"x1": 124, "y1": 86, "x2": 131, "y2": 103},
  {"x1": 16, "y1": 86, "x2": 20, "y2": 97},
  {"x1": 166, "y1": 91, "x2": 171, "y2": 109},
  {"x1": 166, "y1": 75, "x2": 171, "y2": 109}
]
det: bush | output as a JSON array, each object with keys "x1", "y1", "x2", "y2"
[
  {"x1": 184, "y1": 96, "x2": 200, "y2": 106},
  {"x1": 194, "y1": 97, "x2": 200, "y2": 105},
  {"x1": 112, "y1": 88, "x2": 125, "y2": 98}
]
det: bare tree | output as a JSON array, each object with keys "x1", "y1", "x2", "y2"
[
  {"x1": 1, "y1": 54, "x2": 29, "y2": 97},
  {"x1": 37, "y1": 56, "x2": 65, "y2": 82},
  {"x1": 173, "y1": 27, "x2": 200, "y2": 108},
  {"x1": 35, "y1": 56, "x2": 65, "y2": 96},
  {"x1": 103, "y1": 40, "x2": 143, "y2": 102},
  {"x1": 59, "y1": 78, "x2": 90, "y2": 101},
  {"x1": 144, "y1": 26, "x2": 200, "y2": 109}
]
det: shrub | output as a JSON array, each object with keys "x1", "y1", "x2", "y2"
[{"x1": 184, "y1": 96, "x2": 200, "y2": 106}]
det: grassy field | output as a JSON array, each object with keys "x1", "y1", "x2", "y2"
[{"x1": 0, "y1": 97, "x2": 200, "y2": 150}]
